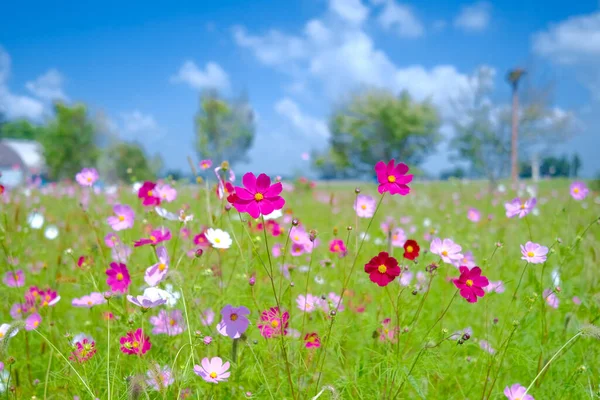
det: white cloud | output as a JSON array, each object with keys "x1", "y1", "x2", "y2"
[
  {"x1": 119, "y1": 110, "x2": 164, "y2": 142},
  {"x1": 454, "y1": 2, "x2": 491, "y2": 32},
  {"x1": 275, "y1": 97, "x2": 329, "y2": 139},
  {"x1": 377, "y1": 1, "x2": 424, "y2": 38},
  {"x1": 25, "y1": 69, "x2": 68, "y2": 101},
  {"x1": 533, "y1": 12, "x2": 600, "y2": 65},
  {"x1": 329, "y1": 0, "x2": 369, "y2": 25},
  {"x1": 171, "y1": 61, "x2": 230, "y2": 91},
  {"x1": 0, "y1": 46, "x2": 45, "y2": 120}
]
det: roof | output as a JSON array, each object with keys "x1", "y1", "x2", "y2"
[
  {"x1": 0, "y1": 139, "x2": 45, "y2": 172},
  {"x1": 0, "y1": 142, "x2": 25, "y2": 168}
]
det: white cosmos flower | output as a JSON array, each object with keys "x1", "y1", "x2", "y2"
[
  {"x1": 163, "y1": 284, "x2": 181, "y2": 307},
  {"x1": 0, "y1": 370, "x2": 9, "y2": 394},
  {"x1": 263, "y1": 209, "x2": 283, "y2": 220},
  {"x1": 551, "y1": 268, "x2": 561, "y2": 287},
  {"x1": 0, "y1": 323, "x2": 18, "y2": 341},
  {"x1": 27, "y1": 212, "x2": 44, "y2": 229},
  {"x1": 71, "y1": 333, "x2": 94, "y2": 346},
  {"x1": 155, "y1": 207, "x2": 178, "y2": 221},
  {"x1": 178, "y1": 210, "x2": 193, "y2": 224},
  {"x1": 314, "y1": 275, "x2": 325, "y2": 285},
  {"x1": 359, "y1": 232, "x2": 370, "y2": 241},
  {"x1": 497, "y1": 184, "x2": 506, "y2": 193},
  {"x1": 423, "y1": 218, "x2": 431, "y2": 227},
  {"x1": 143, "y1": 286, "x2": 178, "y2": 307},
  {"x1": 44, "y1": 225, "x2": 59, "y2": 240},
  {"x1": 205, "y1": 228, "x2": 232, "y2": 249},
  {"x1": 132, "y1": 182, "x2": 143, "y2": 193}
]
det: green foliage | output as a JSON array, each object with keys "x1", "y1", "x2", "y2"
[
  {"x1": 520, "y1": 153, "x2": 582, "y2": 178},
  {"x1": 195, "y1": 90, "x2": 255, "y2": 165},
  {"x1": 0, "y1": 118, "x2": 45, "y2": 140},
  {"x1": 106, "y1": 141, "x2": 159, "y2": 182},
  {"x1": 314, "y1": 90, "x2": 441, "y2": 178},
  {"x1": 39, "y1": 103, "x2": 99, "y2": 180}
]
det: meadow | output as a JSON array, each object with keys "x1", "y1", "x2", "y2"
[{"x1": 0, "y1": 162, "x2": 599, "y2": 400}]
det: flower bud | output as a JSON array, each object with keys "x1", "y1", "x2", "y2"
[
  {"x1": 354, "y1": 187, "x2": 361, "y2": 194},
  {"x1": 329, "y1": 310, "x2": 336, "y2": 317},
  {"x1": 462, "y1": 333, "x2": 471, "y2": 341},
  {"x1": 203, "y1": 336, "x2": 213, "y2": 345},
  {"x1": 224, "y1": 203, "x2": 232, "y2": 212},
  {"x1": 309, "y1": 230, "x2": 318, "y2": 242},
  {"x1": 292, "y1": 218, "x2": 299, "y2": 226},
  {"x1": 347, "y1": 226, "x2": 353, "y2": 231},
  {"x1": 195, "y1": 248, "x2": 204, "y2": 258},
  {"x1": 249, "y1": 273, "x2": 256, "y2": 286},
  {"x1": 221, "y1": 161, "x2": 229, "y2": 170}
]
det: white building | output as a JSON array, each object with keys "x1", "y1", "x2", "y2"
[{"x1": 0, "y1": 139, "x2": 45, "y2": 188}]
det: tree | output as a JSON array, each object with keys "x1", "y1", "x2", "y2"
[
  {"x1": 106, "y1": 141, "x2": 159, "y2": 182},
  {"x1": 0, "y1": 119, "x2": 45, "y2": 140},
  {"x1": 40, "y1": 103, "x2": 99, "y2": 180},
  {"x1": 571, "y1": 153, "x2": 582, "y2": 177},
  {"x1": 313, "y1": 89, "x2": 441, "y2": 178},
  {"x1": 451, "y1": 67, "x2": 577, "y2": 184},
  {"x1": 194, "y1": 91, "x2": 255, "y2": 165}
]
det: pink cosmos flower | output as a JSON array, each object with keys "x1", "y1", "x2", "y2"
[
  {"x1": 543, "y1": 289, "x2": 559, "y2": 309},
  {"x1": 200, "y1": 308, "x2": 215, "y2": 326},
  {"x1": 452, "y1": 251, "x2": 476, "y2": 270},
  {"x1": 573, "y1": 296, "x2": 581, "y2": 305},
  {"x1": 127, "y1": 294, "x2": 167, "y2": 309},
  {"x1": 390, "y1": 227, "x2": 406, "y2": 248},
  {"x1": 467, "y1": 208, "x2": 481, "y2": 222},
  {"x1": 10, "y1": 303, "x2": 24, "y2": 319},
  {"x1": 120, "y1": 328, "x2": 151, "y2": 355},
  {"x1": 304, "y1": 332, "x2": 321, "y2": 348},
  {"x1": 520, "y1": 241, "x2": 548, "y2": 264},
  {"x1": 480, "y1": 340, "x2": 495, "y2": 354},
  {"x1": 38, "y1": 289, "x2": 61, "y2": 307},
  {"x1": 138, "y1": 181, "x2": 161, "y2": 206},
  {"x1": 354, "y1": 194, "x2": 377, "y2": 218},
  {"x1": 570, "y1": 181, "x2": 589, "y2": 200},
  {"x1": 291, "y1": 242, "x2": 306, "y2": 257},
  {"x1": 272, "y1": 243, "x2": 283, "y2": 257},
  {"x1": 193, "y1": 231, "x2": 210, "y2": 248},
  {"x1": 400, "y1": 271, "x2": 413, "y2": 286},
  {"x1": 155, "y1": 184, "x2": 177, "y2": 203},
  {"x1": 69, "y1": 338, "x2": 97, "y2": 363},
  {"x1": 75, "y1": 168, "x2": 99, "y2": 187},
  {"x1": 216, "y1": 305, "x2": 250, "y2": 339},
  {"x1": 107, "y1": 204, "x2": 135, "y2": 231},
  {"x1": 378, "y1": 318, "x2": 398, "y2": 342},
  {"x1": 430, "y1": 238, "x2": 463, "y2": 264},
  {"x1": 150, "y1": 309, "x2": 185, "y2": 335},
  {"x1": 135, "y1": 228, "x2": 172, "y2": 247},
  {"x1": 453, "y1": 266, "x2": 489, "y2": 303},
  {"x1": 194, "y1": 357, "x2": 230, "y2": 383},
  {"x1": 144, "y1": 246, "x2": 170, "y2": 287},
  {"x1": 72, "y1": 292, "x2": 106, "y2": 307},
  {"x1": 146, "y1": 365, "x2": 174, "y2": 391},
  {"x1": 111, "y1": 245, "x2": 132, "y2": 262},
  {"x1": 374, "y1": 160, "x2": 413, "y2": 195},
  {"x1": 505, "y1": 197, "x2": 536, "y2": 218},
  {"x1": 199, "y1": 159, "x2": 212, "y2": 170},
  {"x1": 25, "y1": 312, "x2": 42, "y2": 330},
  {"x1": 504, "y1": 383, "x2": 534, "y2": 400},
  {"x1": 485, "y1": 281, "x2": 505, "y2": 293},
  {"x1": 329, "y1": 239, "x2": 347, "y2": 257},
  {"x1": 380, "y1": 216, "x2": 395, "y2": 235},
  {"x1": 232, "y1": 173, "x2": 285, "y2": 219},
  {"x1": 3, "y1": 270, "x2": 25, "y2": 287},
  {"x1": 104, "y1": 232, "x2": 121, "y2": 248},
  {"x1": 257, "y1": 307, "x2": 289, "y2": 338},
  {"x1": 106, "y1": 262, "x2": 131, "y2": 293},
  {"x1": 296, "y1": 294, "x2": 319, "y2": 312}
]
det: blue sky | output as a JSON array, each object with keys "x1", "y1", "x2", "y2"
[{"x1": 1, "y1": 0, "x2": 599, "y2": 177}]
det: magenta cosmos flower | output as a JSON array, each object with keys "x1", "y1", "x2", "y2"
[
  {"x1": 105, "y1": 262, "x2": 131, "y2": 293},
  {"x1": 138, "y1": 181, "x2": 161, "y2": 206},
  {"x1": 75, "y1": 168, "x2": 99, "y2": 187},
  {"x1": 354, "y1": 194, "x2": 377, "y2": 218},
  {"x1": 69, "y1": 338, "x2": 97, "y2": 363},
  {"x1": 134, "y1": 228, "x2": 171, "y2": 247},
  {"x1": 194, "y1": 357, "x2": 230, "y2": 384},
  {"x1": 364, "y1": 252, "x2": 401, "y2": 287},
  {"x1": 199, "y1": 159, "x2": 212, "y2": 170},
  {"x1": 144, "y1": 246, "x2": 170, "y2": 287},
  {"x1": 504, "y1": 197, "x2": 536, "y2": 218},
  {"x1": 520, "y1": 241, "x2": 548, "y2": 264},
  {"x1": 257, "y1": 307, "x2": 289, "y2": 338},
  {"x1": 504, "y1": 383, "x2": 534, "y2": 400},
  {"x1": 304, "y1": 332, "x2": 321, "y2": 348},
  {"x1": 467, "y1": 208, "x2": 481, "y2": 222},
  {"x1": 232, "y1": 173, "x2": 285, "y2": 219},
  {"x1": 217, "y1": 305, "x2": 250, "y2": 339},
  {"x1": 72, "y1": 292, "x2": 106, "y2": 308},
  {"x1": 120, "y1": 328, "x2": 151, "y2": 355},
  {"x1": 430, "y1": 238, "x2": 463, "y2": 264},
  {"x1": 570, "y1": 181, "x2": 589, "y2": 200},
  {"x1": 453, "y1": 266, "x2": 489, "y2": 303},
  {"x1": 107, "y1": 204, "x2": 135, "y2": 231},
  {"x1": 374, "y1": 160, "x2": 413, "y2": 195},
  {"x1": 3, "y1": 270, "x2": 25, "y2": 287},
  {"x1": 329, "y1": 239, "x2": 347, "y2": 257}
]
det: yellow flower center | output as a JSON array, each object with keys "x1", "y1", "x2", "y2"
[
  {"x1": 466, "y1": 279, "x2": 474, "y2": 287},
  {"x1": 150, "y1": 235, "x2": 157, "y2": 242},
  {"x1": 361, "y1": 204, "x2": 367, "y2": 210},
  {"x1": 86, "y1": 176, "x2": 92, "y2": 182},
  {"x1": 132, "y1": 341, "x2": 139, "y2": 348},
  {"x1": 230, "y1": 313, "x2": 238, "y2": 321},
  {"x1": 210, "y1": 372, "x2": 217, "y2": 379},
  {"x1": 0, "y1": 332, "x2": 4, "y2": 338},
  {"x1": 574, "y1": 188, "x2": 580, "y2": 194},
  {"x1": 34, "y1": 321, "x2": 39, "y2": 327},
  {"x1": 387, "y1": 175, "x2": 396, "y2": 183},
  {"x1": 254, "y1": 192, "x2": 264, "y2": 201},
  {"x1": 215, "y1": 238, "x2": 221, "y2": 243},
  {"x1": 42, "y1": 301, "x2": 48, "y2": 307},
  {"x1": 87, "y1": 300, "x2": 92, "y2": 306},
  {"x1": 442, "y1": 250, "x2": 448, "y2": 256},
  {"x1": 169, "y1": 319, "x2": 176, "y2": 326},
  {"x1": 406, "y1": 245, "x2": 413, "y2": 253},
  {"x1": 393, "y1": 235, "x2": 398, "y2": 240},
  {"x1": 116, "y1": 273, "x2": 124, "y2": 281},
  {"x1": 527, "y1": 251, "x2": 534, "y2": 257},
  {"x1": 14, "y1": 273, "x2": 19, "y2": 281},
  {"x1": 378, "y1": 264, "x2": 387, "y2": 274},
  {"x1": 520, "y1": 203, "x2": 526, "y2": 209},
  {"x1": 148, "y1": 190, "x2": 153, "y2": 197},
  {"x1": 118, "y1": 215, "x2": 125, "y2": 221},
  {"x1": 334, "y1": 244, "x2": 340, "y2": 251},
  {"x1": 271, "y1": 320, "x2": 279, "y2": 328},
  {"x1": 158, "y1": 263, "x2": 166, "y2": 271}
]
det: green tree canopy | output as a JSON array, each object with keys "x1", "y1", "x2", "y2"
[
  {"x1": 40, "y1": 103, "x2": 99, "y2": 180},
  {"x1": 314, "y1": 89, "x2": 441, "y2": 178},
  {"x1": 0, "y1": 119, "x2": 45, "y2": 140},
  {"x1": 195, "y1": 90, "x2": 255, "y2": 165},
  {"x1": 106, "y1": 141, "x2": 160, "y2": 182}
]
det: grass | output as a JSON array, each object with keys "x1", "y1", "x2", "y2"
[{"x1": 0, "y1": 177, "x2": 598, "y2": 399}]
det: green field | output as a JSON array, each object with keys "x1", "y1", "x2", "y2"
[{"x1": 0, "y1": 176, "x2": 598, "y2": 399}]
